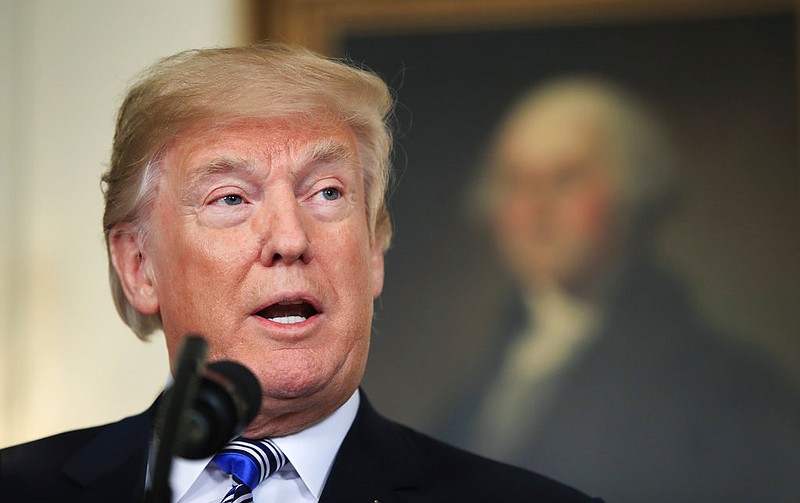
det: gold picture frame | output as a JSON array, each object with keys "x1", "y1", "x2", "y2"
[{"x1": 259, "y1": 0, "x2": 794, "y2": 55}]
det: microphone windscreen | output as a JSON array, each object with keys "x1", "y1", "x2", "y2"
[
  {"x1": 206, "y1": 360, "x2": 262, "y2": 424},
  {"x1": 178, "y1": 360, "x2": 262, "y2": 459}
]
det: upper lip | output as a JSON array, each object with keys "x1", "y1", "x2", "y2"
[{"x1": 250, "y1": 292, "x2": 323, "y2": 317}]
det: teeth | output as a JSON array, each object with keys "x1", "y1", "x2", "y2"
[
  {"x1": 277, "y1": 300, "x2": 304, "y2": 306},
  {"x1": 269, "y1": 315, "x2": 307, "y2": 324}
]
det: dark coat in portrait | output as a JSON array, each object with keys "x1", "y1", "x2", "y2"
[{"x1": 439, "y1": 257, "x2": 800, "y2": 503}]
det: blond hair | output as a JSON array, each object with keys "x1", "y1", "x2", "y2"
[{"x1": 102, "y1": 42, "x2": 394, "y2": 338}]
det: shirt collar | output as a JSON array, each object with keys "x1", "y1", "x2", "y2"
[
  {"x1": 271, "y1": 390, "x2": 359, "y2": 499},
  {"x1": 167, "y1": 389, "x2": 359, "y2": 501}
]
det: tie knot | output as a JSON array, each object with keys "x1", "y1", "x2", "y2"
[{"x1": 212, "y1": 437, "x2": 288, "y2": 490}]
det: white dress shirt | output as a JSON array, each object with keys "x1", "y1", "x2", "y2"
[{"x1": 163, "y1": 390, "x2": 359, "y2": 503}]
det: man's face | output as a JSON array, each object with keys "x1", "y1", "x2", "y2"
[
  {"x1": 491, "y1": 111, "x2": 621, "y2": 294},
  {"x1": 141, "y1": 117, "x2": 384, "y2": 435}
]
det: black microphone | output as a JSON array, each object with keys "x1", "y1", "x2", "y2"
[
  {"x1": 178, "y1": 360, "x2": 262, "y2": 459},
  {"x1": 145, "y1": 335, "x2": 262, "y2": 503}
]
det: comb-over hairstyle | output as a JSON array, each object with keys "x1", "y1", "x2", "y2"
[{"x1": 102, "y1": 42, "x2": 394, "y2": 339}]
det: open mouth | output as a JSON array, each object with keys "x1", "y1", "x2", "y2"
[{"x1": 255, "y1": 299, "x2": 319, "y2": 325}]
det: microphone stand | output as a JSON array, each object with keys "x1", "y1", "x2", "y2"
[{"x1": 144, "y1": 335, "x2": 208, "y2": 503}]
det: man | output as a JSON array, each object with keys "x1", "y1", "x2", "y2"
[
  {"x1": 439, "y1": 78, "x2": 800, "y2": 502},
  {"x1": 0, "y1": 43, "x2": 600, "y2": 502}
]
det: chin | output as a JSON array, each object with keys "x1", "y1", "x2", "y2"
[
  {"x1": 255, "y1": 361, "x2": 336, "y2": 399},
  {"x1": 262, "y1": 379, "x2": 326, "y2": 400}
]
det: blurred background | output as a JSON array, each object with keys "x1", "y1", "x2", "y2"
[
  {"x1": 0, "y1": 0, "x2": 255, "y2": 447},
  {"x1": 346, "y1": 8, "x2": 800, "y2": 425},
  {"x1": 1, "y1": 1, "x2": 798, "y2": 499}
]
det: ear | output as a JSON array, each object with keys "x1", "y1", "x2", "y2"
[
  {"x1": 109, "y1": 224, "x2": 159, "y2": 315},
  {"x1": 369, "y1": 241, "x2": 385, "y2": 300}
]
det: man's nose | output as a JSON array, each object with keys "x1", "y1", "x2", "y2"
[
  {"x1": 508, "y1": 181, "x2": 553, "y2": 218},
  {"x1": 258, "y1": 195, "x2": 313, "y2": 266}
]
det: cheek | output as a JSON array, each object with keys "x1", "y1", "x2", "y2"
[
  {"x1": 155, "y1": 234, "x2": 234, "y2": 291},
  {"x1": 330, "y1": 225, "x2": 374, "y2": 281},
  {"x1": 153, "y1": 229, "x2": 257, "y2": 329},
  {"x1": 561, "y1": 186, "x2": 617, "y2": 243},
  {"x1": 492, "y1": 197, "x2": 527, "y2": 240},
  {"x1": 328, "y1": 231, "x2": 377, "y2": 338}
]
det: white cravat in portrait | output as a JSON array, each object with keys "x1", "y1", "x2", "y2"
[{"x1": 473, "y1": 288, "x2": 602, "y2": 459}]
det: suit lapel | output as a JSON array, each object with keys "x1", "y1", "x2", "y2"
[
  {"x1": 61, "y1": 406, "x2": 153, "y2": 502},
  {"x1": 55, "y1": 393, "x2": 417, "y2": 502},
  {"x1": 320, "y1": 391, "x2": 420, "y2": 503}
]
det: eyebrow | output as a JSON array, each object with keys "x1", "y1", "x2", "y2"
[
  {"x1": 294, "y1": 138, "x2": 358, "y2": 173},
  {"x1": 182, "y1": 156, "x2": 256, "y2": 201},
  {"x1": 180, "y1": 139, "x2": 358, "y2": 201}
]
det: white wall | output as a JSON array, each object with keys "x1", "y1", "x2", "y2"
[{"x1": 0, "y1": 0, "x2": 251, "y2": 447}]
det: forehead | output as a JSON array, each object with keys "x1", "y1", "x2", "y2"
[
  {"x1": 161, "y1": 116, "x2": 359, "y2": 179},
  {"x1": 498, "y1": 109, "x2": 611, "y2": 175}
]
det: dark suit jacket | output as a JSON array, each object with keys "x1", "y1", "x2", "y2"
[{"x1": 0, "y1": 391, "x2": 599, "y2": 502}]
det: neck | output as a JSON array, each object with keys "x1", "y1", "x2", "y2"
[{"x1": 242, "y1": 387, "x2": 356, "y2": 438}]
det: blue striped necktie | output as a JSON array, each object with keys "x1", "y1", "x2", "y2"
[{"x1": 212, "y1": 437, "x2": 288, "y2": 503}]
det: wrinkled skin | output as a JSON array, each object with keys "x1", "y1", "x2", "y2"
[{"x1": 110, "y1": 117, "x2": 384, "y2": 437}]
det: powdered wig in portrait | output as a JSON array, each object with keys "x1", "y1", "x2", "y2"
[{"x1": 475, "y1": 77, "x2": 678, "y2": 230}]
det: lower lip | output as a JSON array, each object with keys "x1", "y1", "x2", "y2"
[{"x1": 248, "y1": 312, "x2": 322, "y2": 335}]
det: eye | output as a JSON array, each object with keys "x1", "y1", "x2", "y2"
[
  {"x1": 320, "y1": 187, "x2": 340, "y2": 201},
  {"x1": 216, "y1": 194, "x2": 244, "y2": 206}
]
